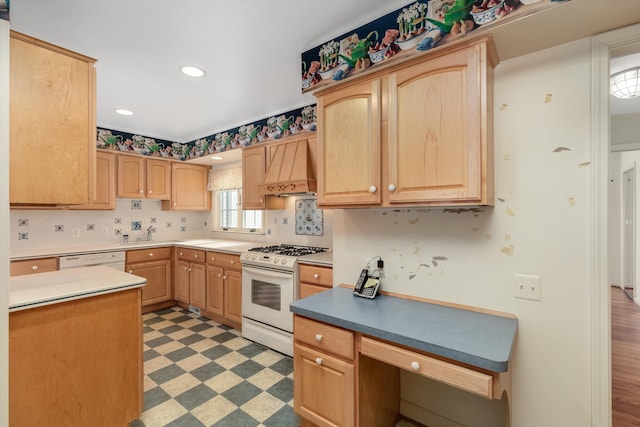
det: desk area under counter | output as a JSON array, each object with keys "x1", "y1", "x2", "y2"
[{"x1": 289, "y1": 286, "x2": 517, "y2": 427}]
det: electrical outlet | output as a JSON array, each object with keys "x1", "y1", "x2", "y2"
[
  {"x1": 72, "y1": 228, "x2": 80, "y2": 238},
  {"x1": 514, "y1": 274, "x2": 542, "y2": 301}
]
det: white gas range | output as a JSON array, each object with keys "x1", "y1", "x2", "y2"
[{"x1": 240, "y1": 244, "x2": 328, "y2": 356}]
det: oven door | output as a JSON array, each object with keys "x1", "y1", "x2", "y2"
[{"x1": 242, "y1": 264, "x2": 295, "y2": 333}]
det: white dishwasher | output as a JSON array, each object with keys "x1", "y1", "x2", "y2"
[{"x1": 59, "y1": 251, "x2": 126, "y2": 271}]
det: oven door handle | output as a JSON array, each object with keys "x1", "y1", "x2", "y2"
[{"x1": 242, "y1": 265, "x2": 293, "y2": 280}]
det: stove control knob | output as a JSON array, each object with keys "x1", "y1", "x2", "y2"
[
  {"x1": 274, "y1": 257, "x2": 280, "y2": 264},
  {"x1": 251, "y1": 254, "x2": 257, "y2": 260},
  {"x1": 281, "y1": 259, "x2": 288, "y2": 265}
]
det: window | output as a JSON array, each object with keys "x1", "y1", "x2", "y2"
[
  {"x1": 214, "y1": 189, "x2": 263, "y2": 232},
  {"x1": 211, "y1": 163, "x2": 264, "y2": 233}
]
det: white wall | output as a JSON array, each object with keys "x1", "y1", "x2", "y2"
[
  {"x1": 0, "y1": 17, "x2": 9, "y2": 427},
  {"x1": 332, "y1": 38, "x2": 593, "y2": 426},
  {"x1": 609, "y1": 152, "x2": 624, "y2": 287},
  {"x1": 612, "y1": 113, "x2": 640, "y2": 151}
]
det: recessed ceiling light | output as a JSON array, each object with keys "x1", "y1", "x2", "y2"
[
  {"x1": 211, "y1": 156, "x2": 223, "y2": 160},
  {"x1": 115, "y1": 108, "x2": 133, "y2": 116},
  {"x1": 181, "y1": 65, "x2": 206, "y2": 78}
]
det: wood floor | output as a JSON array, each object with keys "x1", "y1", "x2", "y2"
[{"x1": 612, "y1": 286, "x2": 640, "y2": 426}]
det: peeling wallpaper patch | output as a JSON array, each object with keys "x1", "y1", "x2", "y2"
[
  {"x1": 497, "y1": 198, "x2": 505, "y2": 203},
  {"x1": 568, "y1": 197, "x2": 576, "y2": 207},
  {"x1": 506, "y1": 207, "x2": 516, "y2": 216},
  {"x1": 503, "y1": 154, "x2": 513, "y2": 161},
  {"x1": 553, "y1": 147, "x2": 571, "y2": 152},
  {"x1": 501, "y1": 244, "x2": 515, "y2": 256},
  {"x1": 578, "y1": 162, "x2": 590, "y2": 168},
  {"x1": 499, "y1": 103, "x2": 508, "y2": 110},
  {"x1": 544, "y1": 93, "x2": 552, "y2": 103}
]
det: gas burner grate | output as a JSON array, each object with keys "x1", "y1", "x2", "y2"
[{"x1": 248, "y1": 244, "x2": 327, "y2": 257}]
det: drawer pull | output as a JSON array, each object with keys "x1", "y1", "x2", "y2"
[
  {"x1": 223, "y1": 276, "x2": 227, "y2": 280},
  {"x1": 179, "y1": 252, "x2": 184, "y2": 256},
  {"x1": 369, "y1": 185, "x2": 377, "y2": 193},
  {"x1": 128, "y1": 270, "x2": 133, "y2": 274},
  {"x1": 388, "y1": 184, "x2": 396, "y2": 192},
  {"x1": 32, "y1": 265, "x2": 38, "y2": 271},
  {"x1": 315, "y1": 357, "x2": 323, "y2": 365},
  {"x1": 211, "y1": 257, "x2": 215, "y2": 261},
  {"x1": 149, "y1": 252, "x2": 154, "y2": 257},
  {"x1": 313, "y1": 273, "x2": 319, "y2": 279},
  {"x1": 194, "y1": 254, "x2": 198, "y2": 259},
  {"x1": 410, "y1": 361, "x2": 420, "y2": 371},
  {"x1": 230, "y1": 260, "x2": 235, "y2": 264},
  {"x1": 315, "y1": 334, "x2": 323, "y2": 342},
  {"x1": 218, "y1": 274, "x2": 222, "y2": 278}
]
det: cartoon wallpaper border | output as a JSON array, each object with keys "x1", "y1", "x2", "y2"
[
  {"x1": 1, "y1": 0, "x2": 9, "y2": 22},
  {"x1": 97, "y1": 104, "x2": 317, "y2": 161},
  {"x1": 301, "y1": 0, "x2": 571, "y2": 93}
]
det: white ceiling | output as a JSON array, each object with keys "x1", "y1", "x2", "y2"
[
  {"x1": 9, "y1": 0, "x2": 412, "y2": 143},
  {"x1": 8, "y1": 0, "x2": 640, "y2": 148}
]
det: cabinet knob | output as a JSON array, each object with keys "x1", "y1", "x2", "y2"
[
  {"x1": 313, "y1": 273, "x2": 319, "y2": 279},
  {"x1": 210, "y1": 257, "x2": 215, "y2": 261},
  {"x1": 148, "y1": 190, "x2": 153, "y2": 194},
  {"x1": 218, "y1": 274, "x2": 222, "y2": 278},
  {"x1": 194, "y1": 254, "x2": 198, "y2": 259},
  {"x1": 184, "y1": 266, "x2": 188, "y2": 271},
  {"x1": 260, "y1": 198, "x2": 264, "y2": 203},
  {"x1": 179, "y1": 252, "x2": 183, "y2": 256},
  {"x1": 410, "y1": 361, "x2": 420, "y2": 371},
  {"x1": 173, "y1": 202, "x2": 177, "y2": 206},
  {"x1": 315, "y1": 357, "x2": 323, "y2": 365},
  {"x1": 149, "y1": 253, "x2": 154, "y2": 257},
  {"x1": 223, "y1": 276, "x2": 227, "y2": 280},
  {"x1": 388, "y1": 184, "x2": 396, "y2": 192},
  {"x1": 315, "y1": 334, "x2": 323, "y2": 342},
  {"x1": 369, "y1": 185, "x2": 377, "y2": 193},
  {"x1": 188, "y1": 268, "x2": 192, "y2": 272},
  {"x1": 128, "y1": 270, "x2": 133, "y2": 274},
  {"x1": 230, "y1": 260, "x2": 235, "y2": 265},
  {"x1": 32, "y1": 265, "x2": 38, "y2": 271},
  {"x1": 139, "y1": 190, "x2": 144, "y2": 194}
]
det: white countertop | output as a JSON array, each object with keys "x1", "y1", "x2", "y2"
[
  {"x1": 10, "y1": 239, "x2": 265, "y2": 260},
  {"x1": 9, "y1": 266, "x2": 147, "y2": 312},
  {"x1": 298, "y1": 250, "x2": 333, "y2": 266}
]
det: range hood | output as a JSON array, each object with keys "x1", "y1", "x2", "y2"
[{"x1": 258, "y1": 138, "x2": 316, "y2": 195}]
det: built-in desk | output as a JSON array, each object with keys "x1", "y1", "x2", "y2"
[{"x1": 290, "y1": 286, "x2": 518, "y2": 427}]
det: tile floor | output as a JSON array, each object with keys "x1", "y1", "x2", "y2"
[{"x1": 130, "y1": 307, "x2": 299, "y2": 427}]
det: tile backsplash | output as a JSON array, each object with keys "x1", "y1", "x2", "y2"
[{"x1": 10, "y1": 199, "x2": 210, "y2": 251}]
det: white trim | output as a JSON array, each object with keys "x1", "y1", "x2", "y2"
[
  {"x1": 0, "y1": 18, "x2": 9, "y2": 427},
  {"x1": 591, "y1": 22, "x2": 640, "y2": 427}
]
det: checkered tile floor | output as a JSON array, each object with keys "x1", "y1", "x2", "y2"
[{"x1": 129, "y1": 307, "x2": 299, "y2": 427}]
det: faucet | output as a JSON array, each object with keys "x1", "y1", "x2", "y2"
[{"x1": 146, "y1": 226, "x2": 153, "y2": 242}]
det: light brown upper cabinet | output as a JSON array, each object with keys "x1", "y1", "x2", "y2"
[
  {"x1": 163, "y1": 163, "x2": 211, "y2": 211},
  {"x1": 9, "y1": 31, "x2": 96, "y2": 206},
  {"x1": 117, "y1": 154, "x2": 171, "y2": 200},
  {"x1": 315, "y1": 36, "x2": 497, "y2": 208},
  {"x1": 70, "y1": 151, "x2": 116, "y2": 210},
  {"x1": 241, "y1": 144, "x2": 285, "y2": 210}
]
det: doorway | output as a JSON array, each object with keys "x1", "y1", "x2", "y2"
[{"x1": 623, "y1": 166, "x2": 636, "y2": 300}]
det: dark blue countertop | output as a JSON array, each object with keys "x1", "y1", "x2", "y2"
[{"x1": 290, "y1": 286, "x2": 517, "y2": 372}]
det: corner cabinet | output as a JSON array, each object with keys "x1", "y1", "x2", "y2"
[
  {"x1": 9, "y1": 31, "x2": 96, "y2": 206},
  {"x1": 315, "y1": 36, "x2": 497, "y2": 208},
  {"x1": 70, "y1": 151, "x2": 116, "y2": 210}
]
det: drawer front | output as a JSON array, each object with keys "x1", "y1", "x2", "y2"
[
  {"x1": 360, "y1": 336, "x2": 494, "y2": 398},
  {"x1": 299, "y1": 264, "x2": 333, "y2": 287},
  {"x1": 299, "y1": 283, "x2": 331, "y2": 299},
  {"x1": 10, "y1": 257, "x2": 58, "y2": 276},
  {"x1": 176, "y1": 247, "x2": 205, "y2": 262},
  {"x1": 126, "y1": 247, "x2": 172, "y2": 263},
  {"x1": 295, "y1": 315, "x2": 354, "y2": 360},
  {"x1": 206, "y1": 251, "x2": 240, "y2": 269}
]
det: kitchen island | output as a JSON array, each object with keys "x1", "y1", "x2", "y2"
[
  {"x1": 290, "y1": 286, "x2": 517, "y2": 427},
  {"x1": 9, "y1": 266, "x2": 146, "y2": 426}
]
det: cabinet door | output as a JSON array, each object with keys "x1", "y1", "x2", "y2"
[
  {"x1": 168, "y1": 163, "x2": 211, "y2": 211},
  {"x1": 70, "y1": 151, "x2": 116, "y2": 210},
  {"x1": 242, "y1": 146, "x2": 267, "y2": 209},
  {"x1": 117, "y1": 154, "x2": 145, "y2": 198},
  {"x1": 317, "y1": 78, "x2": 381, "y2": 206},
  {"x1": 146, "y1": 159, "x2": 171, "y2": 200},
  {"x1": 189, "y1": 262, "x2": 206, "y2": 309},
  {"x1": 388, "y1": 44, "x2": 485, "y2": 204},
  {"x1": 206, "y1": 265, "x2": 224, "y2": 316},
  {"x1": 128, "y1": 259, "x2": 171, "y2": 306},
  {"x1": 175, "y1": 259, "x2": 190, "y2": 304},
  {"x1": 9, "y1": 31, "x2": 96, "y2": 205},
  {"x1": 224, "y1": 269, "x2": 242, "y2": 324},
  {"x1": 294, "y1": 343, "x2": 355, "y2": 427}
]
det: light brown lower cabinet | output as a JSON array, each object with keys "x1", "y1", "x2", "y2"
[
  {"x1": 126, "y1": 246, "x2": 173, "y2": 313},
  {"x1": 299, "y1": 263, "x2": 333, "y2": 299},
  {"x1": 205, "y1": 251, "x2": 242, "y2": 329},
  {"x1": 10, "y1": 257, "x2": 58, "y2": 276},
  {"x1": 175, "y1": 247, "x2": 206, "y2": 309},
  {"x1": 9, "y1": 289, "x2": 143, "y2": 426}
]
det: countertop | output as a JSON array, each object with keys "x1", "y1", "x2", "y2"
[
  {"x1": 10, "y1": 239, "x2": 266, "y2": 260},
  {"x1": 290, "y1": 286, "x2": 517, "y2": 372},
  {"x1": 9, "y1": 265, "x2": 147, "y2": 312},
  {"x1": 298, "y1": 250, "x2": 333, "y2": 266}
]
